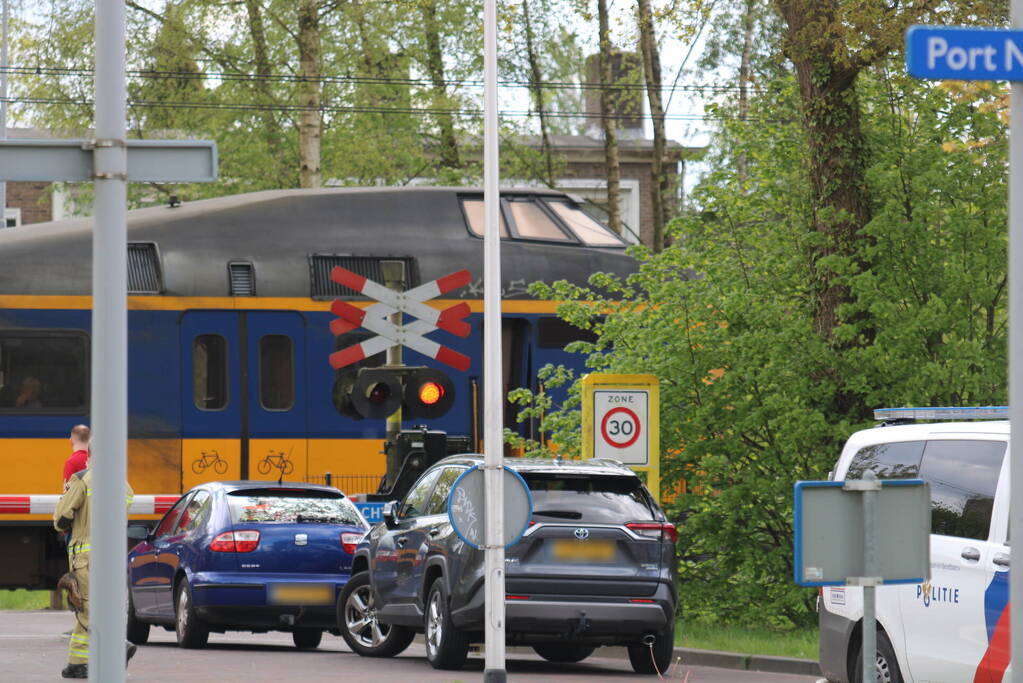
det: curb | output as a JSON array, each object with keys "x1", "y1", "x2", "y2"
[{"x1": 674, "y1": 648, "x2": 822, "y2": 677}]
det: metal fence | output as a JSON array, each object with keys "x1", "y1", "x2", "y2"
[{"x1": 303, "y1": 473, "x2": 382, "y2": 496}]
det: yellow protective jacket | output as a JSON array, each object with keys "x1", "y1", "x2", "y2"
[{"x1": 53, "y1": 469, "x2": 134, "y2": 555}]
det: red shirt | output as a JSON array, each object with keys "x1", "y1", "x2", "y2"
[{"x1": 63, "y1": 450, "x2": 88, "y2": 483}]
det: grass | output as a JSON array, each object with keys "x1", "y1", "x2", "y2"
[
  {"x1": 0, "y1": 589, "x2": 62, "y2": 610},
  {"x1": 676, "y1": 620, "x2": 818, "y2": 660}
]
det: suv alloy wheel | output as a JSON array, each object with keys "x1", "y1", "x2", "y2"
[
  {"x1": 424, "y1": 579, "x2": 469, "y2": 670},
  {"x1": 336, "y1": 571, "x2": 414, "y2": 657}
]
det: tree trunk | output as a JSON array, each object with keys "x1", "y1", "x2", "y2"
[
  {"x1": 737, "y1": 0, "x2": 754, "y2": 186},
  {"x1": 522, "y1": 0, "x2": 555, "y2": 187},
  {"x1": 774, "y1": 0, "x2": 872, "y2": 343},
  {"x1": 296, "y1": 0, "x2": 322, "y2": 188},
  {"x1": 243, "y1": 0, "x2": 287, "y2": 186},
  {"x1": 597, "y1": 0, "x2": 622, "y2": 235},
  {"x1": 636, "y1": 0, "x2": 666, "y2": 250},
  {"x1": 421, "y1": 1, "x2": 460, "y2": 169}
]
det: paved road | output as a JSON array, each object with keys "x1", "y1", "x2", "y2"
[{"x1": 2, "y1": 610, "x2": 820, "y2": 682}]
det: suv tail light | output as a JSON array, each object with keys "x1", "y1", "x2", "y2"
[
  {"x1": 340, "y1": 532, "x2": 364, "y2": 555},
  {"x1": 210, "y1": 530, "x2": 260, "y2": 552},
  {"x1": 626, "y1": 522, "x2": 678, "y2": 544}
]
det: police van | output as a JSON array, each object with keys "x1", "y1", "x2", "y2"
[{"x1": 818, "y1": 407, "x2": 1010, "y2": 683}]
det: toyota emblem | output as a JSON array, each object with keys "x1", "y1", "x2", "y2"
[{"x1": 574, "y1": 528, "x2": 589, "y2": 540}]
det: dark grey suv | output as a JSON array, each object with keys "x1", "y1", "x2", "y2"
[{"x1": 336, "y1": 455, "x2": 678, "y2": 674}]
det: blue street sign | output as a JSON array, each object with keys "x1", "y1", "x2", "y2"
[
  {"x1": 906, "y1": 25, "x2": 1023, "y2": 81},
  {"x1": 354, "y1": 501, "x2": 385, "y2": 524}
]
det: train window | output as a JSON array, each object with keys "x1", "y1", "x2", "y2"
[
  {"x1": 0, "y1": 332, "x2": 88, "y2": 413},
  {"x1": 536, "y1": 317, "x2": 600, "y2": 349},
  {"x1": 545, "y1": 200, "x2": 625, "y2": 246},
  {"x1": 461, "y1": 199, "x2": 509, "y2": 238},
  {"x1": 193, "y1": 335, "x2": 228, "y2": 411},
  {"x1": 260, "y1": 335, "x2": 294, "y2": 411},
  {"x1": 506, "y1": 199, "x2": 573, "y2": 241}
]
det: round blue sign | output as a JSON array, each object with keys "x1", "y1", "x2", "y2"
[{"x1": 446, "y1": 465, "x2": 532, "y2": 550}]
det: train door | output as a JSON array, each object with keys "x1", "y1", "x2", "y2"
[
  {"x1": 181, "y1": 311, "x2": 308, "y2": 487},
  {"x1": 502, "y1": 318, "x2": 533, "y2": 449}
]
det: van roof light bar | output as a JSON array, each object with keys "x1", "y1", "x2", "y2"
[{"x1": 873, "y1": 406, "x2": 1008, "y2": 421}]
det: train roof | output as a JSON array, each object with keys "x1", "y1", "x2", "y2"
[{"x1": 0, "y1": 187, "x2": 639, "y2": 299}]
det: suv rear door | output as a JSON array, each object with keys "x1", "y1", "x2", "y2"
[{"x1": 507, "y1": 473, "x2": 670, "y2": 597}]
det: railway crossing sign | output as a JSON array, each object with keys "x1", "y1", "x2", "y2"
[
  {"x1": 581, "y1": 374, "x2": 660, "y2": 498},
  {"x1": 328, "y1": 266, "x2": 472, "y2": 372}
]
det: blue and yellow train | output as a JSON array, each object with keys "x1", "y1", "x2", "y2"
[{"x1": 0, "y1": 186, "x2": 637, "y2": 588}]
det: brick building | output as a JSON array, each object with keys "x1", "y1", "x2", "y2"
[{"x1": 0, "y1": 129, "x2": 56, "y2": 227}]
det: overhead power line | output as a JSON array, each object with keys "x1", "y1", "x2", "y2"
[
  {"x1": 3, "y1": 64, "x2": 745, "y2": 95},
  {"x1": 6, "y1": 95, "x2": 778, "y2": 123}
]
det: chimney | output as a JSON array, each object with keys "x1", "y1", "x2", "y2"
[{"x1": 584, "y1": 51, "x2": 645, "y2": 139}]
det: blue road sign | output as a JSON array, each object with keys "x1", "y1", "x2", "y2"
[
  {"x1": 907, "y1": 25, "x2": 1023, "y2": 81},
  {"x1": 354, "y1": 501, "x2": 385, "y2": 524}
]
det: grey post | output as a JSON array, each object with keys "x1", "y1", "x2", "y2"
[
  {"x1": 381, "y1": 260, "x2": 406, "y2": 491},
  {"x1": 860, "y1": 470, "x2": 879, "y2": 683},
  {"x1": 482, "y1": 0, "x2": 506, "y2": 677},
  {"x1": 1011, "y1": 1, "x2": 1023, "y2": 676},
  {"x1": 91, "y1": 0, "x2": 129, "y2": 680}
]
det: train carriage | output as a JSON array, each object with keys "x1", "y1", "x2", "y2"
[{"x1": 0, "y1": 186, "x2": 637, "y2": 589}]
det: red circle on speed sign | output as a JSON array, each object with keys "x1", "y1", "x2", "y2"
[{"x1": 600, "y1": 406, "x2": 641, "y2": 449}]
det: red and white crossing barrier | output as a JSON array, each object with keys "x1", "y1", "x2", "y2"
[{"x1": 0, "y1": 494, "x2": 180, "y2": 515}]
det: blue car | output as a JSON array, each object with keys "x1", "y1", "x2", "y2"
[{"x1": 126, "y1": 481, "x2": 368, "y2": 649}]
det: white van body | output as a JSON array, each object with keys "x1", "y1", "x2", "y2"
[{"x1": 817, "y1": 420, "x2": 1011, "y2": 683}]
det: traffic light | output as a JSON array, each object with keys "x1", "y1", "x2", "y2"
[
  {"x1": 403, "y1": 367, "x2": 455, "y2": 419},
  {"x1": 333, "y1": 366, "x2": 455, "y2": 420}
]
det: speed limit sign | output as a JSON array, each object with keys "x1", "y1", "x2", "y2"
[
  {"x1": 582, "y1": 374, "x2": 660, "y2": 498},
  {"x1": 593, "y1": 390, "x2": 648, "y2": 463}
]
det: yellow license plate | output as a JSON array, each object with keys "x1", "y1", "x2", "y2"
[
  {"x1": 268, "y1": 583, "x2": 333, "y2": 605},
  {"x1": 552, "y1": 539, "x2": 616, "y2": 562}
]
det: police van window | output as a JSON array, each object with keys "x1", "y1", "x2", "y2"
[
  {"x1": 461, "y1": 198, "x2": 509, "y2": 238},
  {"x1": 425, "y1": 467, "x2": 465, "y2": 516},
  {"x1": 546, "y1": 200, "x2": 625, "y2": 246},
  {"x1": 193, "y1": 335, "x2": 228, "y2": 411},
  {"x1": 507, "y1": 198, "x2": 572, "y2": 241},
  {"x1": 918, "y1": 440, "x2": 1006, "y2": 540},
  {"x1": 400, "y1": 468, "x2": 443, "y2": 519},
  {"x1": 0, "y1": 332, "x2": 87, "y2": 414},
  {"x1": 846, "y1": 441, "x2": 926, "y2": 480},
  {"x1": 259, "y1": 335, "x2": 294, "y2": 411}
]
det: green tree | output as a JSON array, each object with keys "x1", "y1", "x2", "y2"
[{"x1": 513, "y1": 62, "x2": 1008, "y2": 625}]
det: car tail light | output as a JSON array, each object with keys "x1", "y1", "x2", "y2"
[
  {"x1": 210, "y1": 530, "x2": 260, "y2": 552},
  {"x1": 340, "y1": 532, "x2": 364, "y2": 555},
  {"x1": 506, "y1": 595, "x2": 530, "y2": 600},
  {"x1": 626, "y1": 522, "x2": 678, "y2": 543}
]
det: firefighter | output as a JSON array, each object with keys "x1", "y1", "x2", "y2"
[{"x1": 53, "y1": 456, "x2": 136, "y2": 679}]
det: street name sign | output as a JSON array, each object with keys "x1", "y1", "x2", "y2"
[
  {"x1": 0, "y1": 139, "x2": 218, "y2": 182},
  {"x1": 906, "y1": 25, "x2": 1023, "y2": 81},
  {"x1": 793, "y1": 479, "x2": 930, "y2": 586}
]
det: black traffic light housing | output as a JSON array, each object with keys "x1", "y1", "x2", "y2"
[{"x1": 333, "y1": 366, "x2": 455, "y2": 420}]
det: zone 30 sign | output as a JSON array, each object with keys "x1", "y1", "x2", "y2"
[{"x1": 581, "y1": 373, "x2": 660, "y2": 499}]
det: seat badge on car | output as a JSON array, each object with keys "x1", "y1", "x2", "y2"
[
  {"x1": 295, "y1": 533, "x2": 308, "y2": 546},
  {"x1": 574, "y1": 528, "x2": 590, "y2": 540}
]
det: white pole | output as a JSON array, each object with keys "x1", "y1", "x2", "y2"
[
  {"x1": 482, "y1": 0, "x2": 506, "y2": 678},
  {"x1": 0, "y1": 0, "x2": 9, "y2": 224},
  {"x1": 90, "y1": 0, "x2": 129, "y2": 680},
  {"x1": 1010, "y1": 4, "x2": 1023, "y2": 680}
]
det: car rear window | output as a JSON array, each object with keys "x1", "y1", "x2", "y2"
[
  {"x1": 524, "y1": 474, "x2": 660, "y2": 524},
  {"x1": 227, "y1": 489, "x2": 364, "y2": 527}
]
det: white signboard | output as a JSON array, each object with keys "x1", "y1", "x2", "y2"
[{"x1": 593, "y1": 389, "x2": 649, "y2": 465}]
